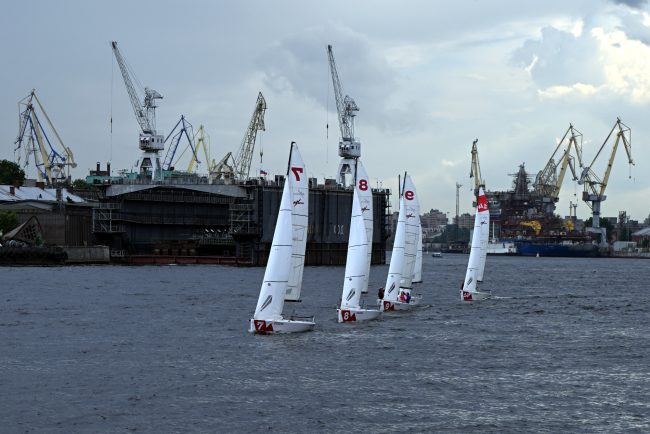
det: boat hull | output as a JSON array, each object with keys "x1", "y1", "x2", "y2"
[
  {"x1": 515, "y1": 241, "x2": 599, "y2": 257},
  {"x1": 248, "y1": 318, "x2": 315, "y2": 334},
  {"x1": 337, "y1": 307, "x2": 382, "y2": 323},
  {"x1": 378, "y1": 296, "x2": 421, "y2": 311},
  {"x1": 461, "y1": 290, "x2": 491, "y2": 301}
]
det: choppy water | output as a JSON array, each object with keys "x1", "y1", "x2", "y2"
[{"x1": 1, "y1": 255, "x2": 649, "y2": 433}]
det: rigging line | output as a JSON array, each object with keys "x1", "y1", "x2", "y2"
[
  {"x1": 110, "y1": 49, "x2": 114, "y2": 162},
  {"x1": 325, "y1": 55, "x2": 329, "y2": 165}
]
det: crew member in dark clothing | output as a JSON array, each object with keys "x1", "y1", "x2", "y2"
[{"x1": 378, "y1": 287, "x2": 385, "y2": 299}]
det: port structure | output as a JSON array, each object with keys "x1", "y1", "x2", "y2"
[
  {"x1": 578, "y1": 118, "x2": 634, "y2": 245},
  {"x1": 327, "y1": 44, "x2": 361, "y2": 186},
  {"x1": 533, "y1": 124, "x2": 583, "y2": 215},
  {"x1": 111, "y1": 41, "x2": 164, "y2": 180},
  {"x1": 14, "y1": 89, "x2": 77, "y2": 185}
]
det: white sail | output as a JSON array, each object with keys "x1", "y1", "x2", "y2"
[
  {"x1": 285, "y1": 144, "x2": 309, "y2": 301},
  {"x1": 384, "y1": 197, "x2": 406, "y2": 302},
  {"x1": 340, "y1": 188, "x2": 369, "y2": 309},
  {"x1": 413, "y1": 223, "x2": 423, "y2": 283},
  {"x1": 253, "y1": 175, "x2": 293, "y2": 321},
  {"x1": 463, "y1": 187, "x2": 489, "y2": 297},
  {"x1": 400, "y1": 174, "x2": 420, "y2": 289},
  {"x1": 477, "y1": 195, "x2": 490, "y2": 282},
  {"x1": 355, "y1": 160, "x2": 373, "y2": 293}
]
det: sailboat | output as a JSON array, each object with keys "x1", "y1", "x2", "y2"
[
  {"x1": 249, "y1": 143, "x2": 315, "y2": 333},
  {"x1": 356, "y1": 160, "x2": 374, "y2": 294},
  {"x1": 461, "y1": 187, "x2": 491, "y2": 301},
  {"x1": 337, "y1": 187, "x2": 381, "y2": 322},
  {"x1": 380, "y1": 173, "x2": 421, "y2": 311}
]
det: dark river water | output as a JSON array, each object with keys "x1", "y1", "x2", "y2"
[{"x1": 1, "y1": 255, "x2": 649, "y2": 433}]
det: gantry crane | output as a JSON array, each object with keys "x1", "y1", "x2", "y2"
[
  {"x1": 231, "y1": 92, "x2": 266, "y2": 180},
  {"x1": 533, "y1": 124, "x2": 584, "y2": 215},
  {"x1": 578, "y1": 118, "x2": 634, "y2": 245},
  {"x1": 327, "y1": 44, "x2": 361, "y2": 186},
  {"x1": 14, "y1": 90, "x2": 77, "y2": 185},
  {"x1": 111, "y1": 41, "x2": 164, "y2": 179}
]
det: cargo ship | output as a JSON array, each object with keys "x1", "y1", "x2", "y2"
[{"x1": 514, "y1": 239, "x2": 599, "y2": 257}]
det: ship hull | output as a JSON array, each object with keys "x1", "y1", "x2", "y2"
[{"x1": 515, "y1": 242, "x2": 599, "y2": 257}]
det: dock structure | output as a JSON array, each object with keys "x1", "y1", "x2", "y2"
[{"x1": 90, "y1": 176, "x2": 391, "y2": 265}]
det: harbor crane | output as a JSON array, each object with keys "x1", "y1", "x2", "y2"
[
  {"x1": 327, "y1": 44, "x2": 361, "y2": 186},
  {"x1": 533, "y1": 124, "x2": 584, "y2": 215},
  {"x1": 14, "y1": 89, "x2": 77, "y2": 185},
  {"x1": 578, "y1": 118, "x2": 634, "y2": 245},
  {"x1": 111, "y1": 41, "x2": 164, "y2": 180},
  {"x1": 187, "y1": 125, "x2": 216, "y2": 176},
  {"x1": 469, "y1": 139, "x2": 484, "y2": 196},
  {"x1": 161, "y1": 115, "x2": 200, "y2": 172},
  {"x1": 231, "y1": 92, "x2": 267, "y2": 180}
]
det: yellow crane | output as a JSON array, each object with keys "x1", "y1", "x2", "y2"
[
  {"x1": 14, "y1": 90, "x2": 77, "y2": 185},
  {"x1": 187, "y1": 125, "x2": 216, "y2": 174},
  {"x1": 533, "y1": 124, "x2": 583, "y2": 215},
  {"x1": 520, "y1": 220, "x2": 542, "y2": 236},
  {"x1": 578, "y1": 118, "x2": 634, "y2": 244}
]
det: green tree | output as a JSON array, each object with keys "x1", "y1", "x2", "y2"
[
  {"x1": 72, "y1": 178, "x2": 94, "y2": 190},
  {"x1": 0, "y1": 211, "x2": 18, "y2": 235},
  {"x1": 0, "y1": 160, "x2": 26, "y2": 185}
]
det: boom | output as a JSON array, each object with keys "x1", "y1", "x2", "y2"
[
  {"x1": 469, "y1": 139, "x2": 484, "y2": 196},
  {"x1": 111, "y1": 41, "x2": 164, "y2": 179},
  {"x1": 327, "y1": 45, "x2": 359, "y2": 143},
  {"x1": 233, "y1": 92, "x2": 266, "y2": 180},
  {"x1": 111, "y1": 41, "x2": 161, "y2": 135},
  {"x1": 533, "y1": 124, "x2": 583, "y2": 214},
  {"x1": 327, "y1": 44, "x2": 361, "y2": 185}
]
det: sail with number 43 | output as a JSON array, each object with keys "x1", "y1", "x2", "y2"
[{"x1": 461, "y1": 187, "x2": 491, "y2": 302}]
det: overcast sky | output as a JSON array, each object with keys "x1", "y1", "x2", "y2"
[{"x1": 1, "y1": 0, "x2": 649, "y2": 221}]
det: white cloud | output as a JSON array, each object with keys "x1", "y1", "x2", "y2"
[{"x1": 538, "y1": 83, "x2": 600, "y2": 99}]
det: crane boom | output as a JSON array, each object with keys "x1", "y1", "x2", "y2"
[
  {"x1": 469, "y1": 139, "x2": 483, "y2": 196},
  {"x1": 111, "y1": 41, "x2": 162, "y2": 136},
  {"x1": 327, "y1": 44, "x2": 361, "y2": 185},
  {"x1": 111, "y1": 41, "x2": 164, "y2": 179},
  {"x1": 533, "y1": 124, "x2": 584, "y2": 215},
  {"x1": 327, "y1": 45, "x2": 359, "y2": 142},
  {"x1": 234, "y1": 92, "x2": 266, "y2": 180}
]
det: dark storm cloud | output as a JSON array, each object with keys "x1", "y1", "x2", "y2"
[
  {"x1": 615, "y1": 8, "x2": 650, "y2": 45},
  {"x1": 611, "y1": 0, "x2": 648, "y2": 9},
  {"x1": 257, "y1": 27, "x2": 421, "y2": 130},
  {"x1": 511, "y1": 26, "x2": 604, "y2": 89}
]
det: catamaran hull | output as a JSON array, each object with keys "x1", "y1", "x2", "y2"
[
  {"x1": 248, "y1": 318, "x2": 315, "y2": 334},
  {"x1": 337, "y1": 307, "x2": 381, "y2": 323},
  {"x1": 461, "y1": 291, "x2": 491, "y2": 301}
]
